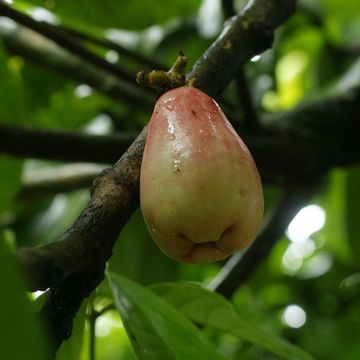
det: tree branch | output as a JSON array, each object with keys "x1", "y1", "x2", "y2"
[
  {"x1": 0, "y1": 124, "x2": 135, "y2": 163},
  {"x1": 2, "y1": 69, "x2": 360, "y2": 186},
  {"x1": 20, "y1": 164, "x2": 107, "y2": 197},
  {"x1": 19, "y1": 127, "x2": 147, "y2": 351},
  {"x1": 13, "y1": 0, "x2": 297, "y2": 355},
  {"x1": 187, "y1": 0, "x2": 297, "y2": 98},
  {"x1": 208, "y1": 184, "x2": 317, "y2": 298},
  {"x1": 221, "y1": 0, "x2": 260, "y2": 131}
]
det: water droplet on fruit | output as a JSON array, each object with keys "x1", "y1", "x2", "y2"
[
  {"x1": 164, "y1": 97, "x2": 175, "y2": 111},
  {"x1": 172, "y1": 148, "x2": 181, "y2": 160},
  {"x1": 173, "y1": 159, "x2": 181, "y2": 173}
]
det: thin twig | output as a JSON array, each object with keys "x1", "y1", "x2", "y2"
[
  {"x1": 87, "y1": 302, "x2": 115, "y2": 360},
  {"x1": 96, "y1": 303, "x2": 115, "y2": 317},
  {"x1": 0, "y1": 25, "x2": 154, "y2": 110},
  {"x1": 0, "y1": 3, "x2": 137, "y2": 84},
  {"x1": 89, "y1": 304, "x2": 97, "y2": 360},
  {"x1": 235, "y1": 68, "x2": 260, "y2": 131},
  {"x1": 58, "y1": 25, "x2": 166, "y2": 69}
]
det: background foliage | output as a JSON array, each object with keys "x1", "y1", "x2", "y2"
[{"x1": 0, "y1": 0, "x2": 360, "y2": 359}]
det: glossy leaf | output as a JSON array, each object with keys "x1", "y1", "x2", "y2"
[
  {"x1": 151, "y1": 282, "x2": 314, "y2": 360},
  {"x1": 111, "y1": 295, "x2": 174, "y2": 360},
  {"x1": 108, "y1": 272, "x2": 226, "y2": 360}
]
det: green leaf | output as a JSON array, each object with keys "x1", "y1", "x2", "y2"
[
  {"x1": 109, "y1": 210, "x2": 179, "y2": 285},
  {"x1": 29, "y1": 84, "x2": 108, "y2": 129},
  {"x1": 320, "y1": 0, "x2": 360, "y2": 17},
  {"x1": 345, "y1": 165, "x2": 360, "y2": 263},
  {"x1": 318, "y1": 169, "x2": 351, "y2": 261},
  {"x1": 108, "y1": 272, "x2": 226, "y2": 360},
  {"x1": 0, "y1": 232, "x2": 49, "y2": 359},
  {"x1": 56, "y1": 300, "x2": 88, "y2": 360},
  {"x1": 0, "y1": 44, "x2": 26, "y2": 123},
  {"x1": 151, "y1": 282, "x2": 315, "y2": 360},
  {"x1": 0, "y1": 156, "x2": 23, "y2": 213},
  {"x1": 20, "y1": 61, "x2": 66, "y2": 115},
  {"x1": 32, "y1": 189, "x2": 89, "y2": 245},
  {"x1": 113, "y1": 296, "x2": 175, "y2": 360},
  {"x1": 154, "y1": 19, "x2": 212, "y2": 69},
  {"x1": 13, "y1": 0, "x2": 202, "y2": 30}
]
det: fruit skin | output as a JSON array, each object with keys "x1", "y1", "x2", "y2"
[{"x1": 140, "y1": 86, "x2": 264, "y2": 263}]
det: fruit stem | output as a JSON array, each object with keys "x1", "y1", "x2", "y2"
[
  {"x1": 136, "y1": 52, "x2": 187, "y2": 93},
  {"x1": 168, "y1": 51, "x2": 187, "y2": 79}
]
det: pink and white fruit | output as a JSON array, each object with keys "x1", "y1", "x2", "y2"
[{"x1": 140, "y1": 86, "x2": 264, "y2": 263}]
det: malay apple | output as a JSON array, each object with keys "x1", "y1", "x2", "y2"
[{"x1": 140, "y1": 86, "x2": 263, "y2": 263}]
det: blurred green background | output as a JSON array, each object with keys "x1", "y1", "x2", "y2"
[{"x1": 1, "y1": 0, "x2": 360, "y2": 359}]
